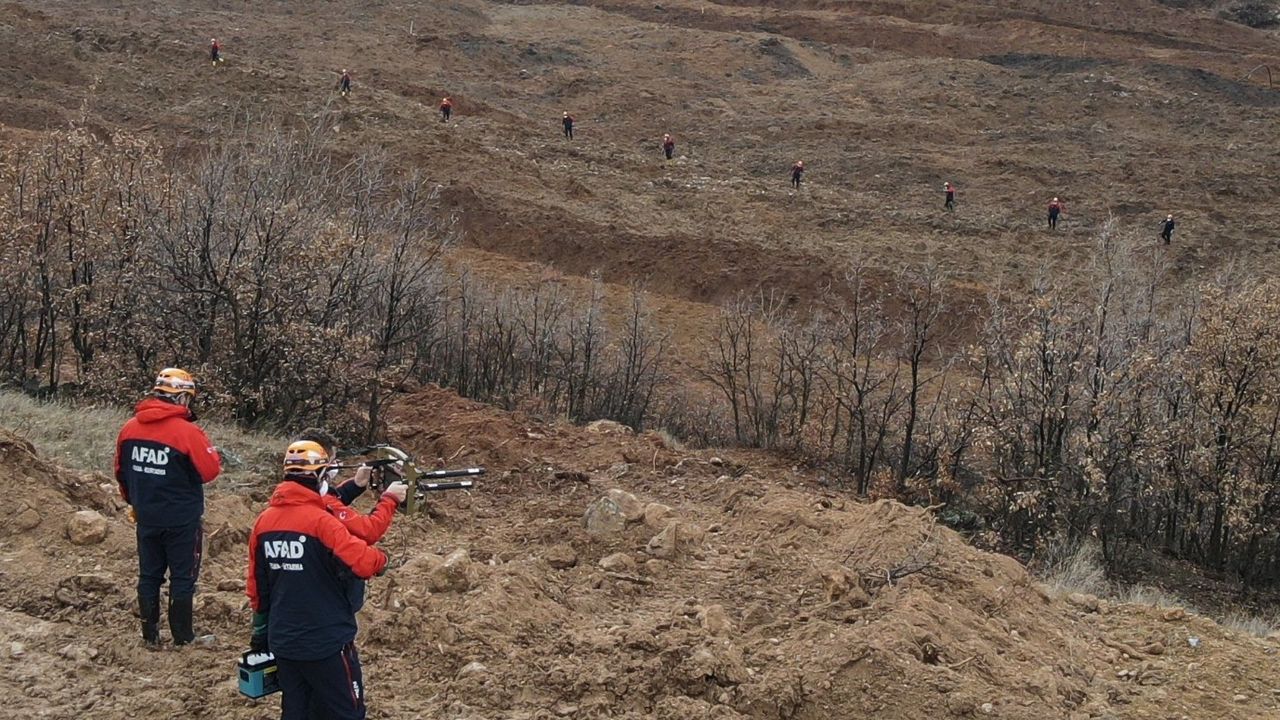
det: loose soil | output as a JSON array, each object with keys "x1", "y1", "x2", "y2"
[{"x1": 5, "y1": 388, "x2": 1280, "y2": 718}]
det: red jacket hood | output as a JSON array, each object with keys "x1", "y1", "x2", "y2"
[
  {"x1": 270, "y1": 480, "x2": 326, "y2": 508},
  {"x1": 133, "y1": 397, "x2": 194, "y2": 424}
]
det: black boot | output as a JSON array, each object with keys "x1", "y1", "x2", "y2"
[
  {"x1": 139, "y1": 594, "x2": 161, "y2": 647},
  {"x1": 169, "y1": 595, "x2": 195, "y2": 646}
]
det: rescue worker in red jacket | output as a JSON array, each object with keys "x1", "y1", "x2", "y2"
[
  {"x1": 294, "y1": 428, "x2": 407, "y2": 544},
  {"x1": 791, "y1": 160, "x2": 804, "y2": 189},
  {"x1": 663, "y1": 134, "x2": 675, "y2": 160},
  {"x1": 210, "y1": 38, "x2": 222, "y2": 66},
  {"x1": 115, "y1": 368, "x2": 221, "y2": 646},
  {"x1": 944, "y1": 181, "x2": 956, "y2": 212},
  {"x1": 338, "y1": 69, "x2": 352, "y2": 96},
  {"x1": 248, "y1": 440, "x2": 398, "y2": 720},
  {"x1": 563, "y1": 111, "x2": 574, "y2": 139},
  {"x1": 1048, "y1": 197, "x2": 1063, "y2": 229},
  {"x1": 440, "y1": 96, "x2": 453, "y2": 122}
]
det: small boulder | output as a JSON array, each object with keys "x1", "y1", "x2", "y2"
[
  {"x1": 427, "y1": 549, "x2": 475, "y2": 593},
  {"x1": 1066, "y1": 593, "x2": 1100, "y2": 613},
  {"x1": 217, "y1": 579, "x2": 246, "y2": 592},
  {"x1": 14, "y1": 503, "x2": 41, "y2": 533},
  {"x1": 66, "y1": 510, "x2": 109, "y2": 546},
  {"x1": 647, "y1": 523, "x2": 681, "y2": 559},
  {"x1": 642, "y1": 502, "x2": 673, "y2": 528},
  {"x1": 58, "y1": 644, "x2": 98, "y2": 662},
  {"x1": 599, "y1": 552, "x2": 636, "y2": 573},
  {"x1": 586, "y1": 419, "x2": 632, "y2": 435},
  {"x1": 584, "y1": 496, "x2": 629, "y2": 538},
  {"x1": 458, "y1": 661, "x2": 487, "y2": 678},
  {"x1": 545, "y1": 544, "x2": 578, "y2": 570},
  {"x1": 647, "y1": 521, "x2": 705, "y2": 559},
  {"x1": 10, "y1": 642, "x2": 24, "y2": 658},
  {"x1": 605, "y1": 489, "x2": 645, "y2": 522}
]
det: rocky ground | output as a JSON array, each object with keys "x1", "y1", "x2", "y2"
[{"x1": 5, "y1": 386, "x2": 1280, "y2": 719}]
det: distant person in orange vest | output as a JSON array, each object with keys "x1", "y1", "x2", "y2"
[
  {"x1": 944, "y1": 181, "x2": 956, "y2": 212},
  {"x1": 791, "y1": 160, "x2": 804, "y2": 189},
  {"x1": 563, "y1": 111, "x2": 574, "y2": 139},
  {"x1": 663, "y1": 134, "x2": 675, "y2": 160},
  {"x1": 1048, "y1": 197, "x2": 1063, "y2": 229},
  {"x1": 1161, "y1": 214, "x2": 1175, "y2": 244},
  {"x1": 440, "y1": 97, "x2": 453, "y2": 122},
  {"x1": 338, "y1": 69, "x2": 352, "y2": 96},
  {"x1": 209, "y1": 38, "x2": 223, "y2": 66}
]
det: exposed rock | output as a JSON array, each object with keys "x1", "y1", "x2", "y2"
[
  {"x1": 583, "y1": 496, "x2": 628, "y2": 538},
  {"x1": 458, "y1": 661, "x2": 488, "y2": 678},
  {"x1": 643, "y1": 502, "x2": 673, "y2": 528},
  {"x1": 585, "y1": 419, "x2": 632, "y2": 435},
  {"x1": 59, "y1": 644, "x2": 98, "y2": 662},
  {"x1": 1161, "y1": 608, "x2": 1187, "y2": 622},
  {"x1": 427, "y1": 549, "x2": 476, "y2": 593},
  {"x1": 66, "y1": 510, "x2": 109, "y2": 545},
  {"x1": 14, "y1": 502, "x2": 41, "y2": 533},
  {"x1": 9, "y1": 642, "x2": 24, "y2": 658},
  {"x1": 647, "y1": 521, "x2": 704, "y2": 559},
  {"x1": 1066, "y1": 593, "x2": 1100, "y2": 613},
  {"x1": 545, "y1": 544, "x2": 578, "y2": 569},
  {"x1": 217, "y1": 578, "x2": 246, "y2": 592},
  {"x1": 605, "y1": 489, "x2": 645, "y2": 522},
  {"x1": 599, "y1": 552, "x2": 635, "y2": 572}
]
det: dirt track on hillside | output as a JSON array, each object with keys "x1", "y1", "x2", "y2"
[{"x1": 4, "y1": 0, "x2": 1279, "y2": 334}]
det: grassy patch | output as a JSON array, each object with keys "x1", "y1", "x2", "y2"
[{"x1": 0, "y1": 391, "x2": 283, "y2": 489}]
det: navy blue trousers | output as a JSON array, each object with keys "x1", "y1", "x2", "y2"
[
  {"x1": 278, "y1": 643, "x2": 366, "y2": 720},
  {"x1": 136, "y1": 520, "x2": 203, "y2": 598}
]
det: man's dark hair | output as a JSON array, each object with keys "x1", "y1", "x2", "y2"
[{"x1": 295, "y1": 427, "x2": 339, "y2": 457}]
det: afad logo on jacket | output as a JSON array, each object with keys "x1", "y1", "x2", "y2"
[
  {"x1": 264, "y1": 535, "x2": 308, "y2": 572},
  {"x1": 130, "y1": 445, "x2": 170, "y2": 476}
]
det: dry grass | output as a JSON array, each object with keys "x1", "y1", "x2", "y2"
[
  {"x1": 1039, "y1": 539, "x2": 1109, "y2": 597},
  {"x1": 1037, "y1": 541, "x2": 1280, "y2": 637},
  {"x1": 1220, "y1": 609, "x2": 1280, "y2": 638},
  {"x1": 0, "y1": 391, "x2": 284, "y2": 488}
]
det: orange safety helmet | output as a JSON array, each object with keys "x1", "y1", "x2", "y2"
[
  {"x1": 282, "y1": 440, "x2": 332, "y2": 481},
  {"x1": 153, "y1": 367, "x2": 197, "y2": 398}
]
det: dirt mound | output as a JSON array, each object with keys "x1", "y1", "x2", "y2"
[{"x1": 7, "y1": 395, "x2": 1279, "y2": 718}]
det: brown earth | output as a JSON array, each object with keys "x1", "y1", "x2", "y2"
[
  {"x1": 6, "y1": 2, "x2": 1280, "y2": 718},
  {"x1": 5, "y1": 388, "x2": 1280, "y2": 719}
]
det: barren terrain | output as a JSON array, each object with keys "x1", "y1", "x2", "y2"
[
  {"x1": 5, "y1": 387, "x2": 1280, "y2": 719},
  {"x1": 6, "y1": 1, "x2": 1280, "y2": 718},
  {"x1": 4, "y1": 0, "x2": 1279, "y2": 317}
]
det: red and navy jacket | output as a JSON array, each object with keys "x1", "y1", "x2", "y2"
[
  {"x1": 323, "y1": 491, "x2": 398, "y2": 544},
  {"x1": 247, "y1": 481, "x2": 388, "y2": 661},
  {"x1": 114, "y1": 398, "x2": 221, "y2": 527}
]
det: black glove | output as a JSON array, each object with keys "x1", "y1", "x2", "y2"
[
  {"x1": 249, "y1": 610, "x2": 269, "y2": 652},
  {"x1": 250, "y1": 632, "x2": 269, "y2": 653}
]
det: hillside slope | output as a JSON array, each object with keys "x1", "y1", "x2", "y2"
[
  {"x1": 4, "y1": 388, "x2": 1280, "y2": 719},
  {"x1": 4, "y1": 0, "x2": 1279, "y2": 320}
]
